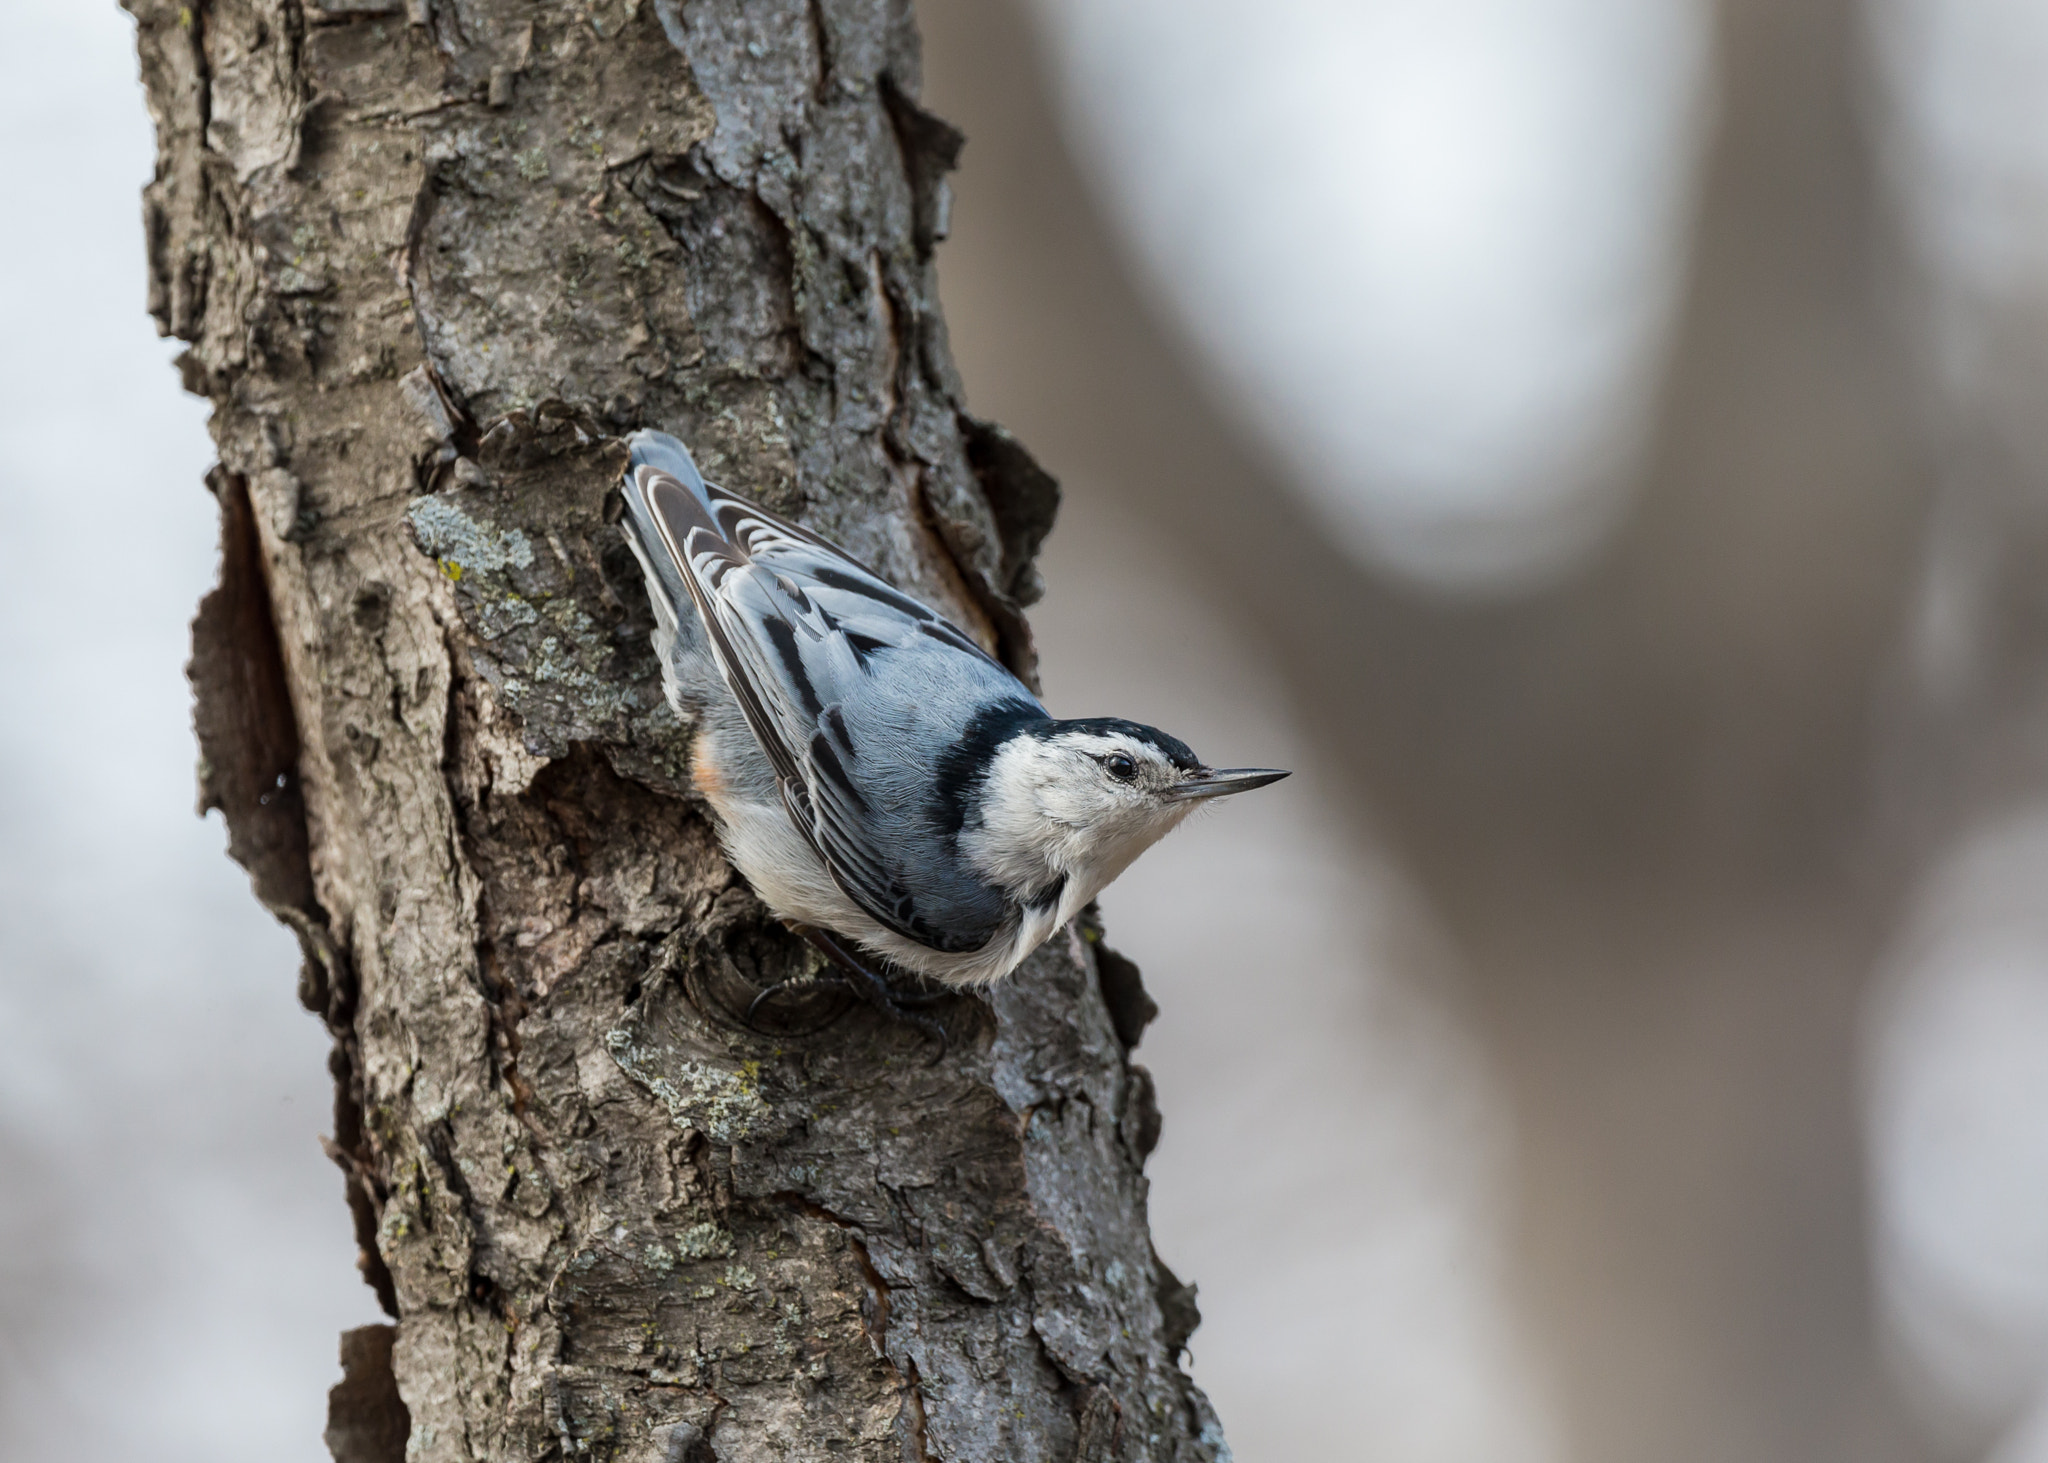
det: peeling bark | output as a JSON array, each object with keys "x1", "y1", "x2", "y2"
[
  {"x1": 132, "y1": 2, "x2": 1225, "y2": 1459},
  {"x1": 328, "y1": 1324, "x2": 414, "y2": 1463}
]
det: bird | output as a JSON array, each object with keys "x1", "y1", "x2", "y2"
[{"x1": 617, "y1": 428, "x2": 1287, "y2": 1019}]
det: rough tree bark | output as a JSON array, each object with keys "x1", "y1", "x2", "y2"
[{"x1": 130, "y1": 3, "x2": 1225, "y2": 1459}]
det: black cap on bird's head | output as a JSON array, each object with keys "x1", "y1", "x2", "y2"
[
  {"x1": 1054, "y1": 717, "x2": 1202, "y2": 769},
  {"x1": 1037, "y1": 717, "x2": 1289, "y2": 804}
]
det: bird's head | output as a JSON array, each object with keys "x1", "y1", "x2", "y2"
[{"x1": 958, "y1": 715, "x2": 1289, "y2": 911}]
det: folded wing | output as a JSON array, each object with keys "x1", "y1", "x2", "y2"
[{"x1": 623, "y1": 432, "x2": 1029, "y2": 953}]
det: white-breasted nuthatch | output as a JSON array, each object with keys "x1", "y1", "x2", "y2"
[{"x1": 618, "y1": 429, "x2": 1286, "y2": 1008}]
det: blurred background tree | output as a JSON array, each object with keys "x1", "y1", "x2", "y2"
[{"x1": 922, "y1": 2, "x2": 2048, "y2": 1460}]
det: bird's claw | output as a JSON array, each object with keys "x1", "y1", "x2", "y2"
[
  {"x1": 829, "y1": 957, "x2": 950, "y2": 1060},
  {"x1": 746, "y1": 926, "x2": 951, "y2": 1060},
  {"x1": 743, "y1": 976, "x2": 812, "y2": 1027}
]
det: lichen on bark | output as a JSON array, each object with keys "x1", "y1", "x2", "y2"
[{"x1": 134, "y1": 1, "x2": 1224, "y2": 1458}]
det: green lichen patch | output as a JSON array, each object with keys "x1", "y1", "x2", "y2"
[
  {"x1": 407, "y1": 494, "x2": 536, "y2": 576},
  {"x1": 400, "y1": 440, "x2": 692, "y2": 783},
  {"x1": 604, "y1": 1028, "x2": 772, "y2": 1145},
  {"x1": 674, "y1": 1221, "x2": 736, "y2": 1261}
]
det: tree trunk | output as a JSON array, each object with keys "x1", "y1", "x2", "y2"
[{"x1": 129, "y1": 3, "x2": 1224, "y2": 1459}]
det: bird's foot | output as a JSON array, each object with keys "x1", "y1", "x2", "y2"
[{"x1": 747, "y1": 926, "x2": 950, "y2": 1058}]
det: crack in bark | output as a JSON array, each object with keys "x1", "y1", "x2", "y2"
[
  {"x1": 907, "y1": 462, "x2": 1008, "y2": 663},
  {"x1": 805, "y1": 0, "x2": 833, "y2": 103},
  {"x1": 898, "y1": 1357, "x2": 936, "y2": 1463},
  {"x1": 776, "y1": 1189, "x2": 943, "y2": 1461},
  {"x1": 189, "y1": 1, "x2": 213, "y2": 137}
]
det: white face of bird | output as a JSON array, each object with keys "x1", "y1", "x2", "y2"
[{"x1": 961, "y1": 724, "x2": 1288, "y2": 905}]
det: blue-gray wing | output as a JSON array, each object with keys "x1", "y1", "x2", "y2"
[{"x1": 623, "y1": 431, "x2": 1034, "y2": 952}]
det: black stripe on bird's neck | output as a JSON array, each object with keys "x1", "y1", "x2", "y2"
[{"x1": 933, "y1": 696, "x2": 1050, "y2": 839}]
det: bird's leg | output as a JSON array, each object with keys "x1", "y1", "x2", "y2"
[
  {"x1": 745, "y1": 925, "x2": 950, "y2": 1054},
  {"x1": 807, "y1": 928, "x2": 953, "y2": 1007},
  {"x1": 798, "y1": 928, "x2": 951, "y2": 1057}
]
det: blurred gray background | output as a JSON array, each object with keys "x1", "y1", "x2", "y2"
[{"x1": 6, "y1": 1, "x2": 2048, "y2": 1461}]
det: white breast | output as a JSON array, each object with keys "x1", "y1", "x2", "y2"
[{"x1": 698, "y1": 727, "x2": 1048, "y2": 988}]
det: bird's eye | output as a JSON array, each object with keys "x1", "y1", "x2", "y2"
[{"x1": 1104, "y1": 753, "x2": 1138, "y2": 782}]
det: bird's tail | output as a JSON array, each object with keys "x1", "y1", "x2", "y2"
[
  {"x1": 618, "y1": 429, "x2": 721, "y2": 612},
  {"x1": 626, "y1": 429, "x2": 717, "y2": 519},
  {"x1": 618, "y1": 430, "x2": 725, "y2": 710}
]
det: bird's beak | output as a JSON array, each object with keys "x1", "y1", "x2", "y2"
[{"x1": 1162, "y1": 767, "x2": 1291, "y2": 803}]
